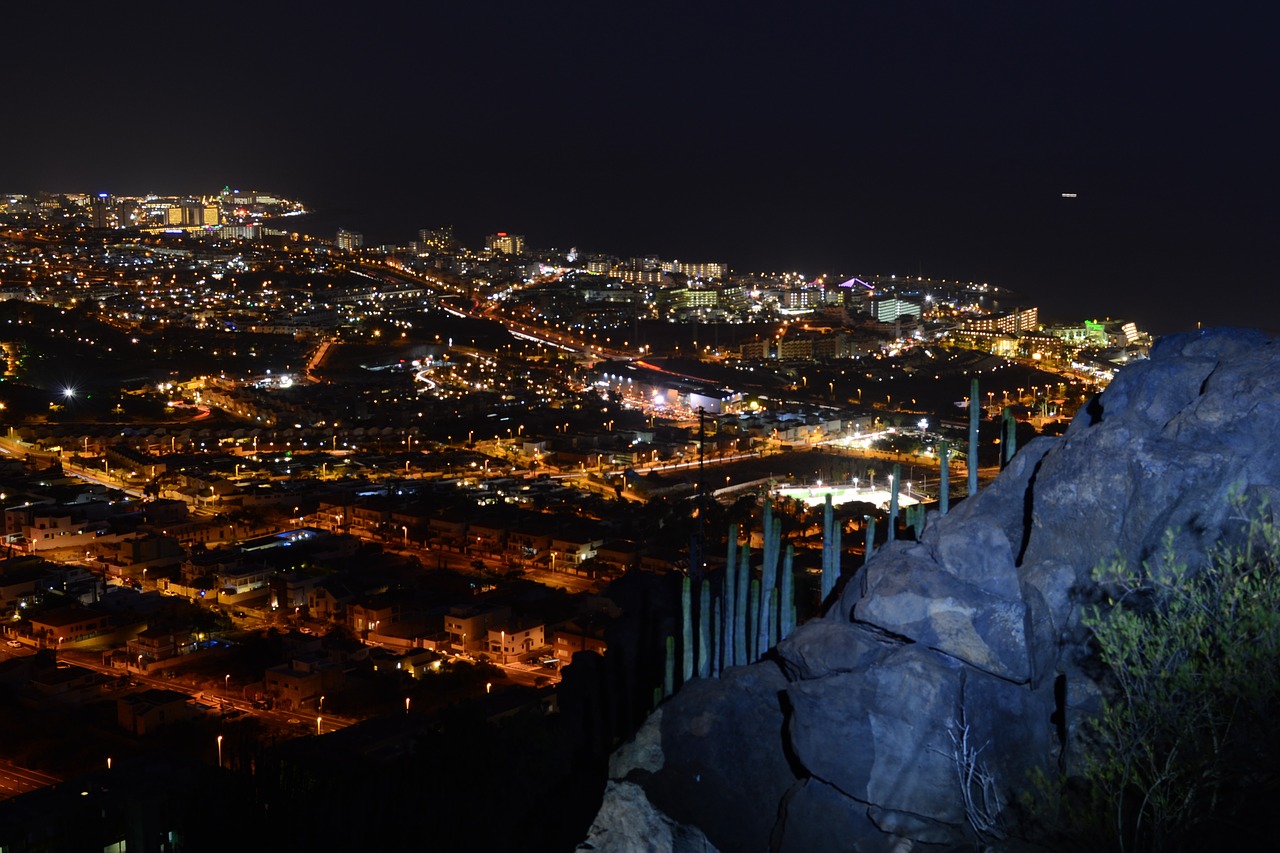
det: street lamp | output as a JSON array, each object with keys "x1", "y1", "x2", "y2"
[
  {"x1": 217, "y1": 734, "x2": 223, "y2": 768},
  {"x1": 224, "y1": 674, "x2": 230, "y2": 705},
  {"x1": 316, "y1": 716, "x2": 322, "y2": 735}
]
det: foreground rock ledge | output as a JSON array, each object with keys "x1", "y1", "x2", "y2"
[{"x1": 585, "y1": 328, "x2": 1279, "y2": 851}]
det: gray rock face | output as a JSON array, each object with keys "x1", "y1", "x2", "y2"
[
  {"x1": 854, "y1": 561, "x2": 1030, "y2": 682},
  {"x1": 774, "y1": 618, "x2": 898, "y2": 682},
  {"x1": 599, "y1": 664, "x2": 795, "y2": 852},
  {"x1": 579, "y1": 780, "x2": 718, "y2": 853},
  {"x1": 591, "y1": 329, "x2": 1280, "y2": 851},
  {"x1": 788, "y1": 646, "x2": 967, "y2": 825}
]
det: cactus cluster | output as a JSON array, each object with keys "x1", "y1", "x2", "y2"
[
  {"x1": 664, "y1": 496, "x2": 835, "y2": 696},
  {"x1": 660, "y1": 389, "x2": 1001, "y2": 700}
]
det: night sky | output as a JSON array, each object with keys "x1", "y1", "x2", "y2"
[{"x1": 4, "y1": 2, "x2": 1277, "y2": 334}]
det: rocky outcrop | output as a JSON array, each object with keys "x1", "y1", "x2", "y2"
[
  {"x1": 578, "y1": 780, "x2": 717, "y2": 853},
  {"x1": 589, "y1": 329, "x2": 1280, "y2": 851}
]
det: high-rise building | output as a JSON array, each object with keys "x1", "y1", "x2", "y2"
[
  {"x1": 418, "y1": 226, "x2": 455, "y2": 252},
  {"x1": 89, "y1": 193, "x2": 111, "y2": 228},
  {"x1": 868, "y1": 296, "x2": 923, "y2": 323},
  {"x1": 664, "y1": 260, "x2": 728, "y2": 280},
  {"x1": 963, "y1": 306, "x2": 1038, "y2": 335},
  {"x1": 485, "y1": 232, "x2": 525, "y2": 255},
  {"x1": 179, "y1": 201, "x2": 219, "y2": 226},
  {"x1": 337, "y1": 229, "x2": 364, "y2": 251}
]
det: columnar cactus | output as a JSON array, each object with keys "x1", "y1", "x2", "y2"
[
  {"x1": 821, "y1": 494, "x2": 837, "y2": 601},
  {"x1": 938, "y1": 439, "x2": 950, "y2": 515},
  {"x1": 664, "y1": 635, "x2": 675, "y2": 698},
  {"x1": 723, "y1": 533, "x2": 738, "y2": 669},
  {"x1": 734, "y1": 546, "x2": 749, "y2": 666},
  {"x1": 968, "y1": 378, "x2": 980, "y2": 497},
  {"x1": 908, "y1": 503, "x2": 925, "y2": 540},
  {"x1": 710, "y1": 596, "x2": 721, "y2": 677},
  {"x1": 768, "y1": 587, "x2": 781, "y2": 649},
  {"x1": 781, "y1": 545, "x2": 796, "y2": 638},
  {"x1": 697, "y1": 580, "x2": 711, "y2": 679},
  {"x1": 681, "y1": 575, "x2": 693, "y2": 684},
  {"x1": 1002, "y1": 406, "x2": 1017, "y2": 466},
  {"x1": 888, "y1": 463, "x2": 901, "y2": 542},
  {"x1": 758, "y1": 500, "x2": 781, "y2": 660},
  {"x1": 865, "y1": 515, "x2": 876, "y2": 562}
]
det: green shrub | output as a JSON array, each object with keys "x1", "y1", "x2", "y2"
[{"x1": 1080, "y1": 502, "x2": 1280, "y2": 851}]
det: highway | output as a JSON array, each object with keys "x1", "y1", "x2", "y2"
[
  {"x1": 54, "y1": 649, "x2": 356, "y2": 736},
  {"x1": 0, "y1": 759, "x2": 59, "y2": 801}
]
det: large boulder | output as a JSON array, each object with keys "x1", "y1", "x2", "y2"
[
  {"x1": 579, "y1": 780, "x2": 717, "y2": 853},
  {"x1": 603, "y1": 664, "x2": 797, "y2": 852}
]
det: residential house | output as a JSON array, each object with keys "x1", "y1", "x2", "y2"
[
  {"x1": 264, "y1": 653, "x2": 345, "y2": 711},
  {"x1": 127, "y1": 628, "x2": 191, "y2": 671},
  {"x1": 400, "y1": 647, "x2": 444, "y2": 679},
  {"x1": 549, "y1": 531, "x2": 605, "y2": 573},
  {"x1": 29, "y1": 605, "x2": 109, "y2": 647},
  {"x1": 117, "y1": 688, "x2": 198, "y2": 735},
  {"x1": 443, "y1": 603, "x2": 511, "y2": 653},
  {"x1": 28, "y1": 662, "x2": 103, "y2": 706},
  {"x1": 348, "y1": 502, "x2": 391, "y2": 537},
  {"x1": 0, "y1": 558, "x2": 56, "y2": 616},
  {"x1": 505, "y1": 526, "x2": 550, "y2": 565},
  {"x1": 427, "y1": 513, "x2": 468, "y2": 549},
  {"x1": 348, "y1": 592, "x2": 406, "y2": 635},
  {"x1": 22, "y1": 512, "x2": 108, "y2": 552},
  {"x1": 594, "y1": 540, "x2": 640, "y2": 577},
  {"x1": 554, "y1": 620, "x2": 609, "y2": 664},
  {"x1": 487, "y1": 619, "x2": 546, "y2": 663},
  {"x1": 468, "y1": 519, "x2": 508, "y2": 557}
]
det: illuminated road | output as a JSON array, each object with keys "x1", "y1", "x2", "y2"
[
  {"x1": 0, "y1": 760, "x2": 59, "y2": 801},
  {"x1": 56, "y1": 650, "x2": 355, "y2": 735}
]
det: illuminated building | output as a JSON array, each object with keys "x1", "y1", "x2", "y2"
[
  {"x1": 417, "y1": 226, "x2": 454, "y2": 252},
  {"x1": 89, "y1": 193, "x2": 111, "y2": 228},
  {"x1": 485, "y1": 232, "x2": 525, "y2": 254},
  {"x1": 867, "y1": 296, "x2": 923, "y2": 323},
  {"x1": 664, "y1": 260, "x2": 727, "y2": 280},
  {"x1": 337, "y1": 228, "x2": 364, "y2": 250},
  {"x1": 962, "y1": 306, "x2": 1038, "y2": 335}
]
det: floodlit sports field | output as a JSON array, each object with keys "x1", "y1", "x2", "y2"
[{"x1": 774, "y1": 484, "x2": 921, "y2": 511}]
